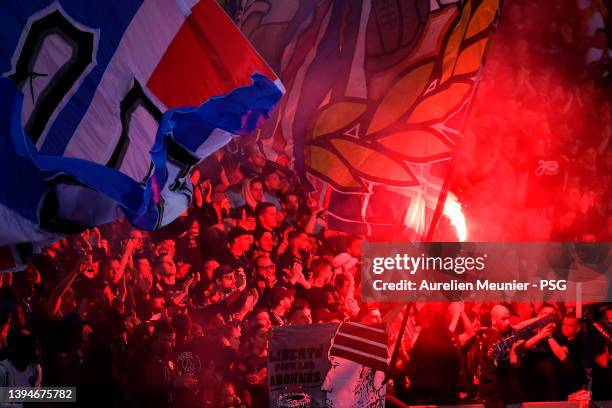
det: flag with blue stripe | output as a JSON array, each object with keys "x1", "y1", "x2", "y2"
[{"x1": 0, "y1": 0, "x2": 283, "y2": 270}]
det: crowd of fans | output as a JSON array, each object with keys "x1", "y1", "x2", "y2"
[
  {"x1": 0, "y1": 2, "x2": 609, "y2": 408},
  {"x1": 0, "y1": 187, "x2": 609, "y2": 407}
]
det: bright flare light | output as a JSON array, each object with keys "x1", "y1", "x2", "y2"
[{"x1": 443, "y1": 192, "x2": 467, "y2": 242}]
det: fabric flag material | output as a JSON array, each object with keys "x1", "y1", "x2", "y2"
[
  {"x1": 236, "y1": 0, "x2": 502, "y2": 239},
  {"x1": 269, "y1": 323, "x2": 387, "y2": 408},
  {"x1": 0, "y1": 0, "x2": 283, "y2": 271},
  {"x1": 329, "y1": 322, "x2": 388, "y2": 373}
]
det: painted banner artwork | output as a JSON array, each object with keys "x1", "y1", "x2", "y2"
[
  {"x1": 269, "y1": 322, "x2": 388, "y2": 408},
  {"x1": 0, "y1": 0, "x2": 282, "y2": 270},
  {"x1": 237, "y1": 0, "x2": 502, "y2": 239}
]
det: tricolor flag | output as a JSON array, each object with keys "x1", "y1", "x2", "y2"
[
  {"x1": 0, "y1": 0, "x2": 283, "y2": 271},
  {"x1": 329, "y1": 322, "x2": 388, "y2": 373}
]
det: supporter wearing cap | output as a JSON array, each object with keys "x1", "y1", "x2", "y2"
[
  {"x1": 193, "y1": 265, "x2": 249, "y2": 326},
  {"x1": 218, "y1": 227, "x2": 253, "y2": 271},
  {"x1": 226, "y1": 227, "x2": 254, "y2": 248},
  {"x1": 268, "y1": 286, "x2": 295, "y2": 326},
  {"x1": 332, "y1": 252, "x2": 358, "y2": 277}
]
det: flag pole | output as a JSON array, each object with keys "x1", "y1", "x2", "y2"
[{"x1": 384, "y1": 302, "x2": 411, "y2": 384}]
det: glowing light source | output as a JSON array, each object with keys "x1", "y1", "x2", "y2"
[
  {"x1": 402, "y1": 193, "x2": 426, "y2": 239},
  {"x1": 443, "y1": 192, "x2": 467, "y2": 241}
]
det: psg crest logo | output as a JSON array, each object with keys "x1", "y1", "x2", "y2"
[{"x1": 177, "y1": 351, "x2": 202, "y2": 376}]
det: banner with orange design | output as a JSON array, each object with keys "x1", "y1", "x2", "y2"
[{"x1": 238, "y1": 0, "x2": 502, "y2": 239}]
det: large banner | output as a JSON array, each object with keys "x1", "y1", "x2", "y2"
[
  {"x1": 0, "y1": 0, "x2": 282, "y2": 270},
  {"x1": 269, "y1": 322, "x2": 388, "y2": 408},
  {"x1": 237, "y1": 0, "x2": 502, "y2": 239}
]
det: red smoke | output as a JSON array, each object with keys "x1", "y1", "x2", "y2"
[{"x1": 437, "y1": 0, "x2": 612, "y2": 242}]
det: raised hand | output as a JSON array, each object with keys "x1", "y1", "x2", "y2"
[
  {"x1": 237, "y1": 208, "x2": 248, "y2": 229},
  {"x1": 306, "y1": 196, "x2": 323, "y2": 215},
  {"x1": 291, "y1": 261, "x2": 303, "y2": 279},
  {"x1": 90, "y1": 227, "x2": 102, "y2": 247},
  {"x1": 282, "y1": 227, "x2": 294, "y2": 244},
  {"x1": 201, "y1": 179, "x2": 212, "y2": 201},
  {"x1": 540, "y1": 323, "x2": 555, "y2": 338}
]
